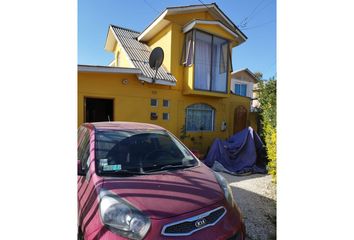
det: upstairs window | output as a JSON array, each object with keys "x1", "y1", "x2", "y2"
[
  {"x1": 186, "y1": 104, "x2": 214, "y2": 132},
  {"x1": 181, "y1": 30, "x2": 230, "y2": 93},
  {"x1": 235, "y1": 83, "x2": 247, "y2": 96}
]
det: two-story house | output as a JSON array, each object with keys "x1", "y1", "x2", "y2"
[{"x1": 78, "y1": 3, "x2": 256, "y2": 155}]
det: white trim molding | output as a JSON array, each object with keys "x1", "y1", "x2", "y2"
[
  {"x1": 138, "y1": 76, "x2": 176, "y2": 86},
  {"x1": 137, "y1": 3, "x2": 247, "y2": 43},
  {"x1": 108, "y1": 26, "x2": 136, "y2": 68},
  {"x1": 78, "y1": 65, "x2": 141, "y2": 74},
  {"x1": 138, "y1": 10, "x2": 168, "y2": 42},
  {"x1": 183, "y1": 20, "x2": 240, "y2": 39}
]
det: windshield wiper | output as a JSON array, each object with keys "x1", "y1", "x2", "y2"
[
  {"x1": 104, "y1": 169, "x2": 154, "y2": 176},
  {"x1": 145, "y1": 164, "x2": 195, "y2": 172}
]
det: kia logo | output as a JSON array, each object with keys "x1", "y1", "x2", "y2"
[{"x1": 195, "y1": 218, "x2": 207, "y2": 228}]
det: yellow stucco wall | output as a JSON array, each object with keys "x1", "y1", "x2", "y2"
[
  {"x1": 78, "y1": 71, "x2": 251, "y2": 155},
  {"x1": 165, "y1": 11, "x2": 215, "y2": 25},
  {"x1": 147, "y1": 24, "x2": 173, "y2": 74},
  {"x1": 113, "y1": 42, "x2": 134, "y2": 68}
]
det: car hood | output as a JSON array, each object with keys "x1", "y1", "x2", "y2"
[{"x1": 100, "y1": 163, "x2": 224, "y2": 219}]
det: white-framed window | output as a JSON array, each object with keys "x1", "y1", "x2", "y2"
[
  {"x1": 163, "y1": 99, "x2": 169, "y2": 107},
  {"x1": 194, "y1": 30, "x2": 229, "y2": 93},
  {"x1": 150, "y1": 99, "x2": 158, "y2": 107},
  {"x1": 185, "y1": 104, "x2": 214, "y2": 132},
  {"x1": 235, "y1": 83, "x2": 247, "y2": 96},
  {"x1": 181, "y1": 30, "x2": 232, "y2": 93},
  {"x1": 163, "y1": 112, "x2": 169, "y2": 120}
]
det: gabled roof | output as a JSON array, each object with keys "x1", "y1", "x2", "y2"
[
  {"x1": 106, "y1": 25, "x2": 176, "y2": 86},
  {"x1": 231, "y1": 68, "x2": 259, "y2": 83},
  {"x1": 138, "y1": 2, "x2": 247, "y2": 44}
]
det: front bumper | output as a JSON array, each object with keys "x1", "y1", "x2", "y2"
[{"x1": 86, "y1": 199, "x2": 245, "y2": 240}]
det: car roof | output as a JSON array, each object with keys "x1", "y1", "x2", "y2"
[{"x1": 83, "y1": 121, "x2": 166, "y2": 131}]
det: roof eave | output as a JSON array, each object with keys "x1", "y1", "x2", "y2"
[
  {"x1": 137, "y1": 10, "x2": 168, "y2": 42},
  {"x1": 137, "y1": 3, "x2": 247, "y2": 43},
  {"x1": 78, "y1": 65, "x2": 141, "y2": 74},
  {"x1": 104, "y1": 26, "x2": 116, "y2": 52},
  {"x1": 138, "y1": 75, "x2": 176, "y2": 86},
  {"x1": 183, "y1": 19, "x2": 246, "y2": 44},
  {"x1": 231, "y1": 68, "x2": 259, "y2": 83}
]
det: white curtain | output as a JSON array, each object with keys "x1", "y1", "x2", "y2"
[
  {"x1": 182, "y1": 31, "x2": 194, "y2": 66},
  {"x1": 211, "y1": 37, "x2": 228, "y2": 92},
  {"x1": 194, "y1": 31, "x2": 212, "y2": 90},
  {"x1": 186, "y1": 104, "x2": 214, "y2": 131}
]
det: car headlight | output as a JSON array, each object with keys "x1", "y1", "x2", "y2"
[
  {"x1": 99, "y1": 191, "x2": 151, "y2": 240},
  {"x1": 214, "y1": 172, "x2": 235, "y2": 207}
]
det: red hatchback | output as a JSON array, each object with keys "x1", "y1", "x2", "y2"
[{"x1": 78, "y1": 122, "x2": 245, "y2": 240}]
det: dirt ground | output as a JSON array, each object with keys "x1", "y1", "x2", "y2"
[{"x1": 221, "y1": 173, "x2": 277, "y2": 240}]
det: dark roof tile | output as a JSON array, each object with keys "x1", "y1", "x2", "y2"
[{"x1": 111, "y1": 25, "x2": 176, "y2": 84}]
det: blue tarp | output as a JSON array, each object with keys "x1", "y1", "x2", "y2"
[{"x1": 204, "y1": 127, "x2": 268, "y2": 175}]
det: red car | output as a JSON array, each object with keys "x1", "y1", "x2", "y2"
[{"x1": 78, "y1": 122, "x2": 245, "y2": 240}]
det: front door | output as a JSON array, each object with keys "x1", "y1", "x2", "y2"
[
  {"x1": 233, "y1": 105, "x2": 247, "y2": 134},
  {"x1": 85, "y1": 98, "x2": 113, "y2": 122}
]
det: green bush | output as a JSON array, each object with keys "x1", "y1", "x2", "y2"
[
  {"x1": 264, "y1": 123, "x2": 276, "y2": 182},
  {"x1": 257, "y1": 76, "x2": 277, "y2": 182}
]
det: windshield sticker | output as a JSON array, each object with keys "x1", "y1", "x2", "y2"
[
  {"x1": 99, "y1": 159, "x2": 108, "y2": 167},
  {"x1": 103, "y1": 164, "x2": 122, "y2": 171}
]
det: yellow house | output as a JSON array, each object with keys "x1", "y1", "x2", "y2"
[{"x1": 78, "y1": 3, "x2": 254, "y2": 156}]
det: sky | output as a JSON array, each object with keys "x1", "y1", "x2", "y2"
[{"x1": 78, "y1": 0, "x2": 276, "y2": 79}]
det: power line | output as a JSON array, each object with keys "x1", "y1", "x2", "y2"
[
  {"x1": 246, "y1": 1, "x2": 274, "y2": 25},
  {"x1": 238, "y1": 0, "x2": 274, "y2": 28},
  {"x1": 240, "y1": 19, "x2": 275, "y2": 30},
  {"x1": 238, "y1": 0, "x2": 267, "y2": 27},
  {"x1": 196, "y1": 0, "x2": 211, "y2": 10},
  {"x1": 143, "y1": 0, "x2": 159, "y2": 13}
]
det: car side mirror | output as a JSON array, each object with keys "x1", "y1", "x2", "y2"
[{"x1": 78, "y1": 160, "x2": 86, "y2": 176}]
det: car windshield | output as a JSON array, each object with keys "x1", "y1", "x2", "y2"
[{"x1": 95, "y1": 129, "x2": 197, "y2": 175}]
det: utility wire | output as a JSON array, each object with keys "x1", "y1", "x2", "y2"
[
  {"x1": 245, "y1": 0, "x2": 274, "y2": 25},
  {"x1": 238, "y1": 0, "x2": 274, "y2": 28},
  {"x1": 238, "y1": 0, "x2": 267, "y2": 27},
  {"x1": 240, "y1": 19, "x2": 275, "y2": 30},
  {"x1": 143, "y1": 0, "x2": 159, "y2": 14},
  {"x1": 196, "y1": 0, "x2": 212, "y2": 10}
]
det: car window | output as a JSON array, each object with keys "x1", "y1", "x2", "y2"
[
  {"x1": 95, "y1": 130, "x2": 196, "y2": 174},
  {"x1": 78, "y1": 127, "x2": 90, "y2": 172}
]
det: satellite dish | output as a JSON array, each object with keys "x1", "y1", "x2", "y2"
[{"x1": 149, "y1": 47, "x2": 164, "y2": 83}]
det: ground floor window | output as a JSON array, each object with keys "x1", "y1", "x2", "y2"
[{"x1": 186, "y1": 104, "x2": 214, "y2": 131}]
